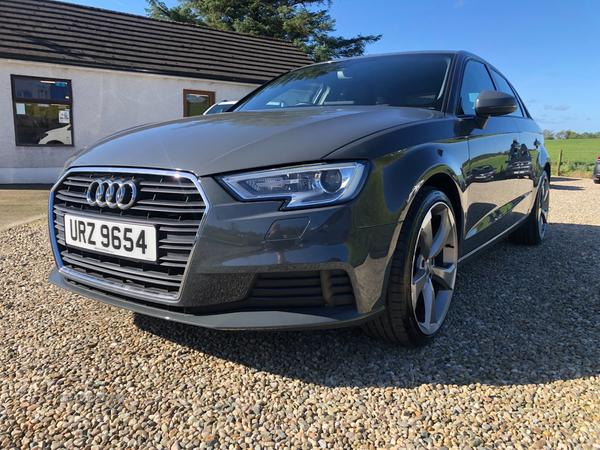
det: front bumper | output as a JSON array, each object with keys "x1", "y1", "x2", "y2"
[
  {"x1": 49, "y1": 174, "x2": 400, "y2": 329},
  {"x1": 49, "y1": 267, "x2": 384, "y2": 329}
]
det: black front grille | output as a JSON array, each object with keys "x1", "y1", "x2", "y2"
[
  {"x1": 247, "y1": 270, "x2": 355, "y2": 308},
  {"x1": 51, "y1": 169, "x2": 207, "y2": 301}
]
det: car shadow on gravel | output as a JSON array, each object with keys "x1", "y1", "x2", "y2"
[
  {"x1": 134, "y1": 222, "x2": 600, "y2": 389},
  {"x1": 550, "y1": 184, "x2": 584, "y2": 191},
  {"x1": 552, "y1": 177, "x2": 584, "y2": 183},
  {"x1": 550, "y1": 177, "x2": 587, "y2": 191}
]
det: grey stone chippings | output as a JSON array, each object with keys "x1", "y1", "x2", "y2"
[{"x1": 0, "y1": 176, "x2": 599, "y2": 449}]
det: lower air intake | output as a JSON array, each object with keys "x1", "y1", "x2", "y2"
[{"x1": 247, "y1": 270, "x2": 355, "y2": 308}]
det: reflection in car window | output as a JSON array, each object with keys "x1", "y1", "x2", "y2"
[
  {"x1": 13, "y1": 77, "x2": 70, "y2": 101},
  {"x1": 459, "y1": 61, "x2": 495, "y2": 115},
  {"x1": 490, "y1": 70, "x2": 524, "y2": 117},
  {"x1": 236, "y1": 54, "x2": 452, "y2": 112}
]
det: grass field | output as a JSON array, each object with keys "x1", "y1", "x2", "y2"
[
  {"x1": 544, "y1": 139, "x2": 599, "y2": 177},
  {"x1": 545, "y1": 139, "x2": 599, "y2": 163}
]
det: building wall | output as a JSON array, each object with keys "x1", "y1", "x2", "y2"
[{"x1": 0, "y1": 59, "x2": 259, "y2": 183}]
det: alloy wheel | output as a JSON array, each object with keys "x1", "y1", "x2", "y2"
[{"x1": 411, "y1": 202, "x2": 458, "y2": 335}]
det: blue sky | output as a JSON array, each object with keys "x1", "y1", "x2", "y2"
[{"x1": 62, "y1": 0, "x2": 600, "y2": 133}]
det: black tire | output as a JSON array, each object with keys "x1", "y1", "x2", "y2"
[
  {"x1": 362, "y1": 187, "x2": 458, "y2": 347},
  {"x1": 508, "y1": 171, "x2": 549, "y2": 245}
]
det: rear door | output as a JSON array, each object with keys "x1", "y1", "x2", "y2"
[
  {"x1": 489, "y1": 69, "x2": 540, "y2": 222},
  {"x1": 458, "y1": 60, "x2": 521, "y2": 254}
]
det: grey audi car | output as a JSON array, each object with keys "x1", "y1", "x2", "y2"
[{"x1": 48, "y1": 51, "x2": 550, "y2": 346}]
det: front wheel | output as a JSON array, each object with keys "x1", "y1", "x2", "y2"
[{"x1": 362, "y1": 187, "x2": 458, "y2": 347}]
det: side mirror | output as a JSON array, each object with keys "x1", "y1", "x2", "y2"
[{"x1": 473, "y1": 90, "x2": 518, "y2": 129}]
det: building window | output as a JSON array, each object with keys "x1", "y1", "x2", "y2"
[
  {"x1": 11, "y1": 75, "x2": 73, "y2": 146},
  {"x1": 183, "y1": 90, "x2": 214, "y2": 117}
]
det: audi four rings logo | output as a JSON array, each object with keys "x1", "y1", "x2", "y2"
[{"x1": 87, "y1": 179, "x2": 138, "y2": 210}]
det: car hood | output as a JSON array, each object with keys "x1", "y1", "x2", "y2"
[{"x1": 67, "y1": 106, "x2": 442, "y2": 176}]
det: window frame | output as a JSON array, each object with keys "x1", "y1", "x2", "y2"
[
  {"x1": 183, "y1": 89, "x2": 215, "y2": 117},
  {"x1": 11, "y1": 74, "x2": 74, "y2": 147},
  {"x1": 489, "y1": 68, "x2": 531, "y2": 119},
  {"x1": 489, "y1": 69, "x2": 525, "y2": 118},
  {"x1": 456, "y1": 59, "x2": 496, "y2": 116}
]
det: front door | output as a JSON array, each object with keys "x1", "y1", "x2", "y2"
[{"x1": 458, "y1": 60, "x2": 522, "y2": 254}]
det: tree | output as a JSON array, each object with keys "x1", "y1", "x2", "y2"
[
  {"x1": 146, "y1": 0, "x2": 204, "y2": 25},
  {"x1": 146, "y1": 0, "x2": 382, "y2": 62},
  {"x1": 543, "y1": 129, "x2": 555, "y2": 140}
]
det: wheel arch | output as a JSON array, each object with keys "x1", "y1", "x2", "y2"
[
  {"x1": 421, "y1": 172, "x2": 464, "y2": 242},
  {"x1": 544, "y1": 162, "x2": 551, "y2": 181},
  {"x1": 362, "y1": 171, "x2": 462, "y2": 346}
]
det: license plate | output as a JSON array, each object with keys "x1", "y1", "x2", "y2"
[{"x1": 64, "y1": 214, "x2": 157, "y2": 262}]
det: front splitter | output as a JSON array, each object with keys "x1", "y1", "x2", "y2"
[{"x1": 48, "y1": 267, "x2": 384, "y2": 331}]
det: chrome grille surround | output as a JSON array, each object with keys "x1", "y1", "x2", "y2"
[{"x1": 49, "y1": 167, "x2": 210, "y2": 303}]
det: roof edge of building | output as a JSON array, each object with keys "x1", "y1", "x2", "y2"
[
  {"x1": 28, "y1": 0, "x2": 304, "y2": 47},
  {"x1": 0, "y1": 53, "x2": 275, "y2": 85}
]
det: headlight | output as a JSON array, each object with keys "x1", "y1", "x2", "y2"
[{"x1": 219, "y1": 162, "x2": 368, "y2": 209}]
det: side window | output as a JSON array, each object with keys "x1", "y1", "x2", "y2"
[
  {"x1": 459, "y1": 61, "x2": 495, "y2": 115},
  {"x1": 490, "y1": 70, "x2": 524, "y2": 117}
]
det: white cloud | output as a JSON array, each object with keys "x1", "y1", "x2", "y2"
[
  {"x1": 535, "y1": 116, "x2": 570, "y2": 125},
  {"x1": 542, "y1": 104, "x2": 570, "y2": 111}
]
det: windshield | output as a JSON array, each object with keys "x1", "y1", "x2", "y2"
[{"x1": 236, "y1": 53, "x2": 452, "y2": 112}]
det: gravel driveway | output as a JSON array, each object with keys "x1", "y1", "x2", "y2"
[{"x1": 1, "y1": 176, "x2": 599, "y2": 450}]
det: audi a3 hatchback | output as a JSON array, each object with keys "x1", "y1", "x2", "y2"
[{"x1": 48, "y1": 51, "x2": 550, "y2": 346}]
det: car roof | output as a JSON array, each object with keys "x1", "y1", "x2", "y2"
[{"x1": 294, "y1": 50, "x2": 491, "y2": 71}]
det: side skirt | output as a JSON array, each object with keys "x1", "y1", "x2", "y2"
[{"x1": 457, "y1": 212, "x2": 529, "y2": 268}]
